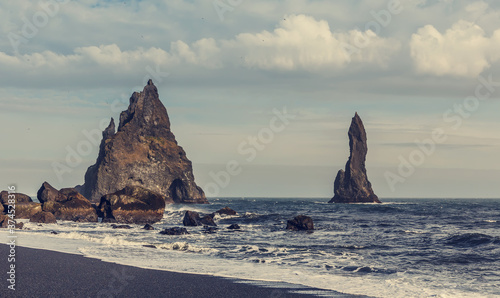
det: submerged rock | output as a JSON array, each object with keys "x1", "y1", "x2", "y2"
[
  {"x1": 80, "y1": 80, "x2": 208, "y2": 205},
  {"x1": 111, "y1": 224, "x2": 132, "y2": 229},
  {"x1": 99, "y1": 186, "x2": 166, "y2": 224},
  {"x1": 142, "y1": 223, "x2": 155, "y2": 230},
  {"x1": 159, "y1": 227, "x2": 189, "y2": 235},
  {"x1": 286, "y1": 215, "x2": 314, "y2": 231},
  {"x1": 227, "y1": 224, "x2": 241, "y2": 230},
  {"x1": 203, "y1": 226, "x2": 218, "y2": 234},
  {"x1": 329, "y1": 113, "x2": 381, "y2": 204},
  {"x1": 214, "y1": 207, "x2": 237, "y2": 216}
]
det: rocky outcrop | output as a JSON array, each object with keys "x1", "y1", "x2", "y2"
[
  {"x1": 0, "y1": 191, "x2": 32, "y2": 205},
  {"x1": 98, "y1": 186, "x2": 166, "y2": 224},
  {"x1": 37, "y1": 182, "x2": 98, "y2": 222},
  {"x1": 183, "y1": 211, "x2": 217, "y2": 227},
  {"x1": 0, "y1": 214, "x2": 23, "y2": 229},
  {"x1": 329, "y1": 113, "x2": 381, "y2": 204},
  {"x1": 286, "y1": 215, "x2": 314, "y2": 231},
  {"x1": 80, "y1": 80, "x2": 208, "y2": 204},
  {"x1": 1, "y1": 191, "x2": 37, "y2": 218},
  {"x1": 15, "y1": 203, "x2": 43, "y2": 219},
  {"x1": 0, "y1": 191, "x2": 42, "y2": 219},
  {"x1": 30, "y1": 212, "x2": 57, "y2": 224},
  {"x1": 37, "y1": 182, "x2": 66, "y2": 203}
]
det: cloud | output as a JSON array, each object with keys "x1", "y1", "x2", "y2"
[
  {"x1": 410, "y1": 20, "x2": 500, "y2": 77},
  {"x1": 0, "y1": 14, "x2": 401, "y2": 88},
  {"x1": 224, "y1": 14, "x2": 400, "y2": 71}
]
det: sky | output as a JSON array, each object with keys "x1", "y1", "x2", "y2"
[{"x1": 1, "y1": 0, "x2": 499, "y2": 198}]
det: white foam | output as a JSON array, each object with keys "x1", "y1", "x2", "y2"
[{"x1": 0, "y1": 226, "x2": 491, "y2": 298}]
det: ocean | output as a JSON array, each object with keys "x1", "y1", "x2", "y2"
[{"x1": 7, "y1": 198, "x2": 500, "y2": 297}]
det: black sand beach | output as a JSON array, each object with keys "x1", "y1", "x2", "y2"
[{"x1": 0, "y1": 245, "x2": 361, "y2": 298}]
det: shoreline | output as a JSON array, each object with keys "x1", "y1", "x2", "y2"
[{"x1": 0, "y1": 244, "x2": 363, "y2": 297}]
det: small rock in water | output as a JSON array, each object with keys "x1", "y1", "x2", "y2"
[
  {"x1": 183, "y1": 211, "x2": 217, "y2": 227},
  {"x1": 203, "y1": 226, "x2": 218, "y2": 234},
  {"x1": 227, "y1": 224, "x2": 241, "y2": 230},
  {"x1": 183, "y1": 211, "x2": 201, "y2": 226},
  {"x1": 142, "y1": 224, "x2": 155, "y2": 230},
  {"x1": 111, "y1": 224, "x2": 132, "y2": 229},
  {"x1": 143, "y1": 245, "x2": 157, "y2": 249},
  {"x1": 215, "y1": 207, "x2": 237, "y2": 216},
  {"x1": 159, "y1": 227, "x2": 189, "y2": 235},
  {"x1": 286, "y1": 215, "x2": 314, "y2": 231},
  {"x1": 200, "y1": 215, "x2": 216, "y2": 226},
  {"x1": 50, "y1": 231, "x2": 58, "y2": 235}
]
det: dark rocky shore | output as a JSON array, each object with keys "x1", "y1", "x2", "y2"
[{"x1": 0, "y1": 245, "x2": 363, "y2": 298}]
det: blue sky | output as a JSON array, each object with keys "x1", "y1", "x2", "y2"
[{"x1": 1, "y1": 0, "x2": 499, "y2": 198}]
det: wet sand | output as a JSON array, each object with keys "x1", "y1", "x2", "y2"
[{"x1": 0, "y1": 244, "x2": 361, "y2": 297}]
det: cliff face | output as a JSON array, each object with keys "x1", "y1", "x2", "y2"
[
  {"x1": 81, "y1": 80, "x2": 208, "y2": 204},
  {"x1": 329, "y1": 113, "x2": 380, "y2": 203}
]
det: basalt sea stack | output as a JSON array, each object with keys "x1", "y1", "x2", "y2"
[
  {"x1": 80, "y1": 80, "x2": 208, "y2": 204},
  {"x1": 329, "y1": 113, "x2": 380, "y2": 203}
]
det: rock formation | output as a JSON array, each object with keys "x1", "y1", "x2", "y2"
[
  {"x1": 0, "y1": 190, "x2": 42, "y2": 219},
  {"x1": 98, "y1": 186, "x2": 166, "y2": 224},
  {"x1": 0, "y1": 215, "x2": 23, "y2": 229},
  {"x1": 183, "y1": 211, "x2": 216, "y2": 227},
  {"x1": 37, "y1": 182, "x2": 66, "y2": 203},
  {"x1": 30, "y1": 212, "x2": 57, "y2": 224},
  {"x1": 329, "y1": 113, "x2": 380, "y2": 203},
  {"x1": 37, "y1": 182, "x2": 98, "y2": 222},
  {"x1": 80, "y1": 80, "x2": 207, "y2": 204},
  {"x1": 286, "y1": 215, "x2": 314, "y2": 231}
]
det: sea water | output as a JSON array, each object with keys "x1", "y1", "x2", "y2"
[{"x1": 4, "y1": 198, "x2": 500, "y2": 297}]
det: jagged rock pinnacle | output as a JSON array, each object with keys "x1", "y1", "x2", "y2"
[
  {"x1": 80, "y1": 81, "x2": 207, "y2": 204},
  {"x1": 329, "y1": 113, "x2": 380, "y2": 203}
]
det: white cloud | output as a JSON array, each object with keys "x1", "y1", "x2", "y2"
[
  {"x1": 0, "y1": 14, "x2": 401, "y2": 87},
  {"x1": 410, "y1": 20, "x2": 500, "y2": 77},
  {"x1": 224, "y1": 14, "x2": 400, "y2": 71}
]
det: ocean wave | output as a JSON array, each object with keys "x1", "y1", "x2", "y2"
[
  {"x1": 445, "y1": 233, "x2": 500, "y2": 248},
  {"x1": 156, "y1": 242, "x2": 219, "y2": 254},
  {"x1": 49, "y1": 231, "x2": 147, "y2": 247}
]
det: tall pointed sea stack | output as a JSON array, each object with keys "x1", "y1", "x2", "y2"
[
  {"x1": 329, "y1": 113, "x2": 380, "y2": 203},
  {"x1": 81, "y1": 80, "x2": 208, "y2": 204}
]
